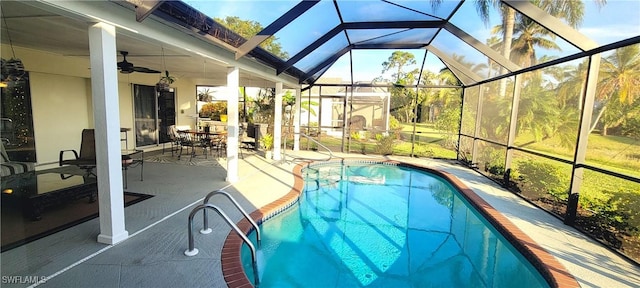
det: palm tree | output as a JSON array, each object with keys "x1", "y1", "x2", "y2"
[
  {"x1": 515, "y1": 75, "x2": 560, "y2": 145},
  {"x1": 554, "y1": 58, "x2": 589, "y2": 109},
  {"x1": 487, "y1": 0, "x2": 601, "y2": 96},
  {"x1": 495, "y1": 16, "x2": 561, "y2": 67},
  {"x1": 485, "y1": 35, "x2": 503, "y2": 78},
  {"x1": 593, "y1": 44, "x2": 640, "y2": 135},
  {"x1": 443, "y1": 53, "x2": 488, "y2": 82}
]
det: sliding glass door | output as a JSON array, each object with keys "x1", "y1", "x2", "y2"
[
  {"x1": 158, "y1": 90, "x2": 176, "y2": 144},
  {"x1": 133, "y1": 84, "x2": 175, "y2": 147}
]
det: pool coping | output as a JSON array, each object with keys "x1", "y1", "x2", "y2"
[{"x1": 221, "y1": 159, "x2": 579, "y2": 288}]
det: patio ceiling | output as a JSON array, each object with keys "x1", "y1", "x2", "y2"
[{"x1": 0, "y1": 0, "x2": 290, "y2": 87}]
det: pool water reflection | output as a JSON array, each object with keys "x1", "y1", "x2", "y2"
[{"x1": 242, "y1": 163, "x2": 548, "y2": 287}]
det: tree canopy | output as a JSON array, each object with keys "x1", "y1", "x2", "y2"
[{"x1": 215, "y1": 16, "x2": 289, "y2": 59}]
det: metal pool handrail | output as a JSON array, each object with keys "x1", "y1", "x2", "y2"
[
  {"x1": 282, "y1": 132, "x2": 335, "y2": 163},
  {"x1": 200, "y1": 189, "x2": 261, "y2": 248},
  {"x1": 184, "y1": 203, "x2": 260, "y2": 287}
]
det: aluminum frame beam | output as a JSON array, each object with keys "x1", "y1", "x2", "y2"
[
  {"x1": 444, "y1": 22, "x2": 520, "y2": 72},
  {"x1": 300, "y1": 46, "x2": 351, "y2": 84},
  {"x1": 502, "y1": 0, "x2": 598, "y2": 51},
  {"x1": 342, "y1": 21, "x2": 444, "y2": 30},
  {"x1": 427, "y1": 46, "x2": 483, "y2": 84},
  {"x1": 278, "y1": 25, "x2": 343, "y2": 75},
  {"x1": 278, "y1": 20, "x2": 444, "y2": 75},
  {"x1": 235, "y1": 0, "x2": 320, "y2": 60},
  {"x1": 127, "y1": 0, "x2": 165, "y2": 22}
]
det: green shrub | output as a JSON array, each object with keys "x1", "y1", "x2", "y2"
[
  {"x1": 516, "y1": 160, "x2": 568, "y2": 201},
  {"x1": 350, "y1": 131, "x2": 361, "y2": 141},
  {"x1": 363, "y1": 131, "x2": 372, "y2": 141},
  {"x1": 580, "y1": 189, "x2": 639, "y2": 236},
  {"x1": 389, "y1": 115, "x2": 402, "y2": 130},
  {"x1": 260, "y1": 133, "x2": 274, "y2": 150},
  {"x1": 307, "y1": 122, "x2": 319, "y2": 136},
  {"x1": 389, "y1": 115, "x2": 403, "y2": 139},
  {"x1": 413, "y1": 143, "x2": 434, "y2": 158},
  {"x1": 374, "y1": 133, "x2": 395, "y2": 155},
  {"x1": 483, "y1": 149, "x2": 505, "y2": 177},
  {"x1": 350, "y1": 131, "x2": 367, "y2": 153},
  {"x1": 486, "y1": 163, "x2": 505, "y2": 176}
]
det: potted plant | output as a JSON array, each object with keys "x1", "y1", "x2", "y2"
[
  {"x1": 156, "y1": 70, "x2": 176, "y2": 92},
  {"x1": 213, "y1": 102, "x2": 227, "y2": 121},
  {"x1": 260, "y1": 133, "x2": 274, "y2": 159}
]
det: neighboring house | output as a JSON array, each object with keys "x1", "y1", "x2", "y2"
[{"x1": 300, "y1": 81, "x2": 390, "y2": 137}]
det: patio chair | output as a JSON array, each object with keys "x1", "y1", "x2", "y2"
[
  {"x1": 238, "y1": 125, "x2": 251, "y2": 159},
  {"x1": 210, "y1": 134, "x2": 226, "y2": 158},
  {"x1": 240, "y1": 124, "x2": 257, "y2": 151},
  {"x1": 162, "y1": 125, "x2": 181, "y2": 156},
  {"x1": 1, "y1": 141, "x2": 35, "y2": 177},
  {"x1": 177, "y1": 131, "x2": 209, "y2": 160},
  {"x1": 59, "y1": 129, "x2": 96, "y2": 176}
]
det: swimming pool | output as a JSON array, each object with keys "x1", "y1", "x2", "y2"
[{"x1": 236, "y1": 161, "x2": 554, "y2": 287}]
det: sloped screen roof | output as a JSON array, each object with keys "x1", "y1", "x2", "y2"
[{"x1": 165, "y1": 0, "x2": 640, "y2": 86}]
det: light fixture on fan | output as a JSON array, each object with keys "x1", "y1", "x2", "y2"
[{"x1": 1, "y1": 11, "x2": 26, "y2": 87}]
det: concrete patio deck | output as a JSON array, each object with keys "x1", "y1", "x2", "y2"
[{"x1": 1, "y1": 150, "x2": 638, "y2": 287}]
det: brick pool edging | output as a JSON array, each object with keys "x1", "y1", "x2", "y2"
[{"x1": 221, "y1": 159, "x2": 579, "y2": 288}]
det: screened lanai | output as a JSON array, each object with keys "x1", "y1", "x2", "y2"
[
  {"x1": 156, "y1": 0, "x2": 640, "y2": 264},
  {"x1": 1, "y1": 0, "x2": 639, "y2": 276}
]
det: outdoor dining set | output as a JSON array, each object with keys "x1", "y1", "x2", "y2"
[{"x1": 166, "y1": 125, "x2": 228, "y2": 160}]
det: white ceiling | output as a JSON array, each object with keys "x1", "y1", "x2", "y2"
[{"x1": 0, "y1": 0, "x2": 277, "y2": 87}]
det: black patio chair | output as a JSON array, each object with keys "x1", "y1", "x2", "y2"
[
  {"x1": 177, "y1": 131, "x2": 210, "y2": 160},
  {"x1": 59, "y1": 129, "x2": 96, "y2": 176}
]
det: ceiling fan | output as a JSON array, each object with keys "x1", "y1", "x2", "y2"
[{"x1": 117, "y1": 51, "x2": 161, "y2": 74}]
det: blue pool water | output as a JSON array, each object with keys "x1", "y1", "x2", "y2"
[{"x1": 242, "y1": 163, "x2": 548, "y2": 287}]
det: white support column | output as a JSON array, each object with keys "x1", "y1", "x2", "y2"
[
  {"x1": 294, "y1": 87, "x2": 301, "y2": 151},
  {"x1": 88, "y1": 22, "x2": 128, "y2": 245},
  {"x1": 273, "y1": 82, "x2": 283, "y2": 161},
  {"x1": 226, "y1": 67, "x2": 240, "y2": 182}
]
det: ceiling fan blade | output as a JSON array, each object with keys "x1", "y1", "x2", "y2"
[
  {"x1": 132, "y1": 67, "x2": 161, "y2": 73},
  {"x1": 117, "y1": 51, "x2": 161, "y2": 74}
]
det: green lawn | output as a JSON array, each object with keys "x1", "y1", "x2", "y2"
[
  {"x1": 294, "y1": 124, "x2": 640, "y2": 180},
  {"x1": 516, "y1": 133, "x2": 640, "y2": 178}
]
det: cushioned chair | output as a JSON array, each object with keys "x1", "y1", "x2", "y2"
[
  {"x1": 0, "y1": 142, "x2": 35, "y2": 177},
  {"x1": 162, "y1": 125, "x2": 181, "y2": 156},
  {"x1": 59, "y1": 129, "x2": 97, "y2": 176}
]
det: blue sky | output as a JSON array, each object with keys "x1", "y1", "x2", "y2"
[{"x1": 184, "y1": 0, "x2": 640, "y2": 83}]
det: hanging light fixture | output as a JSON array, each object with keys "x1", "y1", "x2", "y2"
[
  {"x1": 1, "y1": 10, "x2": 26, "y2": 86},
  {"x1": 155, "y1": 46, "x2": 175, "y2": 92}
]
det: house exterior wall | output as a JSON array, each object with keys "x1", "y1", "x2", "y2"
[
  {"x1": 30, "y1": 72, "x2": 92, "y2": 165},
  {"x1": 1, "y1": 44, "x2": 200, "y2": 168}
]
